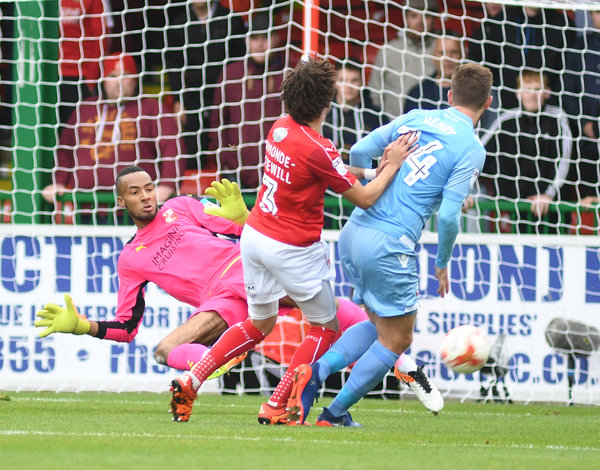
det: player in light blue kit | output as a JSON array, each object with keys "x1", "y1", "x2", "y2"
[{"x1": 287, "y1": 63, "x2": 494, "y2": 426}]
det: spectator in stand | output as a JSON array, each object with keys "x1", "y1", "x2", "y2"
[
  {"x1": 322, "y1": 60, "x2": 388, "y2": 164},
  {"x1": 480, "y1": 69, "x2": 572, "y2": 234},
  {"x1": 42, "y1": 53, "x2": 184, "y2": 223},
  {"x1": 165, "y1": 0, "x2": 246, "y2": 167},
  {"x1": 466, "y1": 2, "x2": 506, "y2": 131},
  {"x1": 368, "y1": 0, "x2": 438, "y2": 120},
  {"x1": 209, "y1": 13, "x2": 285, "y2": 192},
  {"x1": 564, "y1": 10, "x2": 600, "y2": 208},
  {"x1": 58, "y1": 0, "x2": 113, "y2": 131},
  {"x1": 467, "y1": 5, "x2": 575, "y2": 111},
  {"x1": 404, "y1": 33, "x2": 462, "y2": 113},
  {"x1": 466, "y1": 1, "x2": 512, "y2": 91}
]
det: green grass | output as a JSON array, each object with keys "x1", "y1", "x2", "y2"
[{"x1": 0, "y1": 392, "x2": 598, "y2": 470}]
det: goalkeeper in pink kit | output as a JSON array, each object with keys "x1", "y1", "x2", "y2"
[{"x1": 34, "y1": 167, "x2": 368, "y2": 390}]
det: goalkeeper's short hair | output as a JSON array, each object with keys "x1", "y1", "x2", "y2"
[{"x1": 115, "y1": 165, "x2": 147, "y2": 195}]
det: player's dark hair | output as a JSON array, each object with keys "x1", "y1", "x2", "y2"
[
  {"x1": 115, "y1": 165, "x2": 147, "y2": 195},
  {"x1": 281, "y1": 57, "x2": 337, "y2": 124},
  {"x1": 450, "y1": 63, "x2": 492, "y2": 111}
]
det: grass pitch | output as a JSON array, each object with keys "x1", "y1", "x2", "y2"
[{"x1": 0, "y1": 392, "x2": 598, "y2": 470}]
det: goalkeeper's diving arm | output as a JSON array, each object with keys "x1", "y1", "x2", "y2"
[{"x1": 35, "y1": 294, "x2": 99, "y2": 338}]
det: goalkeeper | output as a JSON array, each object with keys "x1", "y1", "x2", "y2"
[
  {"x1": 34, "y1": 166, "x2": 367, "y2": 397},
  {"x1": 35, "y1": 166, "x2": 364, "y2": 369}
]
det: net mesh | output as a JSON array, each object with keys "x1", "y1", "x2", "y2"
[{"x1": 1, "y1": 0, "x2": 599, "y2": 405}]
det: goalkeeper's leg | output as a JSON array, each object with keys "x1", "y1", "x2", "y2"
[
  {"x1": 155, "y1": 310, "x2": 227, "y2": 369},
  {"x1": 157, "y1": 295, "x2": 251, "y2": 371}
]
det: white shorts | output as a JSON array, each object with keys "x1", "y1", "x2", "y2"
[{"x1": 240, "y1": 224, "x2": 334, "y2": 308}]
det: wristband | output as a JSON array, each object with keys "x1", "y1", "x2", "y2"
[{"x1": 363, "y1": 168, "x2": 377, "y2": 180}]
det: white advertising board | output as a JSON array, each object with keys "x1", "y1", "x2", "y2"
[{"x1": 0, "y1": 225, "x2": 598, "y2": 404}]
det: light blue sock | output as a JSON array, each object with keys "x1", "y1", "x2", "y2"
[
  {"x1": 315, "y1": 320, "x2": 377, "y2": 383},
  {"x1": 328, "y1": 340, "x2": 399, "y2": 417}
]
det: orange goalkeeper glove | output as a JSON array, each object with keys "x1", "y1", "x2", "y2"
[
  {"x1": 34, "y1": 294, "x2": 90, "y2": 338},
  {"x1": 204, "y1": 179, "x2": 249, "y2": 226}
]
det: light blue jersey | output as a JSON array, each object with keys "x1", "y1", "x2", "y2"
[
  {"x1": 349, "y1": 107, "x2": 485, "y2": 268},
  {"x1": 312, "y1": 106, "x2": 486, "y2": 421}
]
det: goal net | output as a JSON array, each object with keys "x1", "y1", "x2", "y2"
[{"x1": 1, "y1": 0, "x2": 600, "y2": 406}]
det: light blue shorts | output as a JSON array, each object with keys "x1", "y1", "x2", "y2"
[{"x1": 338, "y1": 220, "x2": 420, "y2": 317}]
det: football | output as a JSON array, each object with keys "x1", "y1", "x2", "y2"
[{"x1": 440, "y1": 324, "x2": 491, "y2": 374}]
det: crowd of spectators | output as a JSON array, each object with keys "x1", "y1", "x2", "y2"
[
  {"x1": 43, "y1": 52, "x2": 183, "y2": 224},
  {"x1": 2, "y1": 0, "x2": 600, "y2": 233}
]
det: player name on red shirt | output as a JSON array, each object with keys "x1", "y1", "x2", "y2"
[
  {"x1": 248, "y1": 115, "x2": 356, "y2": 247},
  {"x1": 264, "y1": 141, "x2": 292, "y2": 184}
]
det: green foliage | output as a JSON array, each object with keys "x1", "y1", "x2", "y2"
[{"x1": 0, "y1": 392, "x2": 598, "y2": 470}]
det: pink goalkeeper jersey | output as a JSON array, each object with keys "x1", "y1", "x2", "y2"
[{"x1": 97, "y1": 195, "x2": 244, "y2": 342}]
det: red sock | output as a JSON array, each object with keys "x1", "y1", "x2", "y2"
[
  {"x1": 189, "y1": 319, "x2": 265, "y2": 386},
  {"x1": 267, "y1": 326, "x2": 337, "y2": 409}
]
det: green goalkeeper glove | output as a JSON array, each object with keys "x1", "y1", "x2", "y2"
[
  {"x1": 204, "y1": 179, "x2": 249, "y2": 226},
  {"x1": 34, "y1": 294, "x2": 91, "y2": 338}
]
